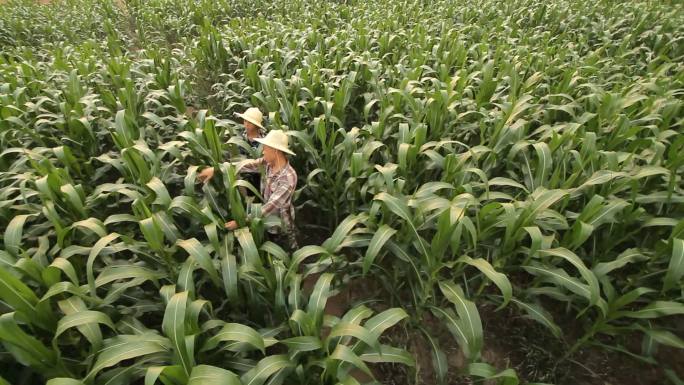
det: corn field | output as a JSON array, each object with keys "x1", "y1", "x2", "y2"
[{"x1": 0, "y1": 0, "x2": 683, "y2": 384}]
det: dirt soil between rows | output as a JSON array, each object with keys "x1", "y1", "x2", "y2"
[{"x1": 313, "y1": 273, "x2": 684, "y2": 385}]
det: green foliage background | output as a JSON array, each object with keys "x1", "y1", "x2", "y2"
[{"x1": 0, "y1": 0, "x2": 683, "y2": 384}]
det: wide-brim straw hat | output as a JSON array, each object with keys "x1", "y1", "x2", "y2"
[
  {"x1": 254, "y1": 129, "x2": 295, "y2": 156},
  {"x1": 234, "y1": 107, "x2": 264, "y2": 129}
]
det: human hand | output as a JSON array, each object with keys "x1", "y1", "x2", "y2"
[
  {"x1": 224, "y1": 220, "x2": 238, "y2": 230},
  {"x1": 197, "y1": 167, "x2": 215, "y2": 184}
]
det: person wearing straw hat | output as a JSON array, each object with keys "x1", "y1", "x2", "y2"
[
  {"x1": 232, "y1": 107, "x2": 267, "y2": 196},
  {"x1": 197, "y1": 106, "x2": 266, "y2": 183},
  {"x1": 198, "y1": 129, "x2": 299, "y2": 250},
  {"x1": 234, "y1": 107, "x2": 267, "y2": 156}
]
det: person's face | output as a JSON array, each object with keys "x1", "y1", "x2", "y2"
[
  {"x1": 244, "y1": 120, "x2": 259, "y2": 137},
  {"x1": 263, "y1": 145, "x2": 277, "y2": 164}
]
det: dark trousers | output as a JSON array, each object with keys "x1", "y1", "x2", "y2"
[{"x1": 267, "y1": 230, "x2": 298, "y2": 252}]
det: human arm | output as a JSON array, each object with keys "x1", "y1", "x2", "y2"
[
  {"x1": 197, "y1": 157, "x2": 264, "y2": 184},
  {"x1": 236, "y1": 157, "x2": 265, "y2": 174}
]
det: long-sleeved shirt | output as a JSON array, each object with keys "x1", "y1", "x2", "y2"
[
  {"x1": 238, "y1": 158, "x2": 297, "y2": 238},
  {"x1": 239, "y1": 134, "x2": 263, "y2": 193},
  {"x1": 239, "y1": 130, "x2": 265, "y2": 157}
]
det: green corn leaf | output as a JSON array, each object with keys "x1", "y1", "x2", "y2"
[
  {"x1": 459, "y1": 256, "x2": 512, "y2": 308},
  {"x1": 162, "y1": 291, "x2": 194, "y2": 376},
  {"x1": 87, "y1": 334, "x2": 172, "y2": 381},
  {"x1": 374, "y1": 192, "x2": 430, "y2": 263},
  {"x1": 322, "y1": 214, "x2": 367, "y2": 253},
  {"x1": 170, "y1": 196, "x2": 212, "y2": 224},
  {"x1": 188, "y1": 299, "x2": 210, "y2": 334},
  {"x1": 517, "y1": 189, "x2": 568, "y2": 229},
  {"x1": 0, "y1": 266, "x2": 55, "y2": 331},
  {"x1": 665, "y1": 369, "x2": 684, "y2": 385},
  {"x1": 374, "y1": 192, "x2": 412, "y2": 223},
  {"x1": 185, "y1": 166, "x2": 199, "y2": 196},
  {"x1": 87, "y1": 233, "x2": 120, "y2": 298},
  {"x1": 414, "y1": 182, "x2": 455, "y2": 199},
  {"x1": 487, "y1": 177, "x2": 528, "y2": 192},
  {"x1": 573, "y1": 170, "x2": 625, "y2": 197},
  {"x1": 71, "y1": 217, "x2": 107, "y2": 238},
  {"x1": 359, "y1": 344, "x2": 415, "y2": 366},
  {"x1": 639, "y1": 327, "x2": 684, "y2": 350},
  {"x1": 42, "y1": 258, "x2": 79, "y2": 286},
  {"x1": 95, "y1": 265, "x2": 162, "y2": 288},
  {"x1": 0, "y1": 312, "x2": 57, "y2": 371},
  {"x1": 465, "y1": 362, "x2": 519, "y2": 385},
  {"x1": 510, "y1": 298, "x2": 562, "y2": 339},
  {"x1": 102, "y1": 277, "x2": 150, "y2": 306},
  {"x1": 524, "y1": 264, "x2": 592, "y2": 300},
  {"x1": 620, "y1": 301, "x2": 684, "y2": 319},
  {"x1": 592, "y1": 248, "x2": 647, "y2": 277},
  {"x1": 288, "y1": 245, "x2": 328, "y2": 277},
  {"x1": 430, "y1": 306, "x2": 470, "y2": 360},
  {"x1": 642, "y1": 218, "x2": 679, "y2": 228},
  {"x1": 342, "y1": 305, "x2": 374, "y2": 326},
  {"x1": 532, "y1": 142, "x2": 552, "y2": 187},
  {"x1": 5, "y1": 214, "x2": 34, "y2": 257},
  {"x1": 438, "y1": 282, "x2": 483, "y2": 360},
  {"x1": 288, "y1": 274, "x2": 303, "y2": 313},
  {"x1": 103, "y1": 214, "x2": 138, "y2": 226},
  {"x1": 221, "y1": 250, "x2": 239, "y2": 304},
  {"x1": 420, "y1": 327, "x2": 448, "y2": 385},
  {"x1": 202, "y1": 323, "x2": 265, "y2": 353},
  {"x1": 362, "y1": 224, "x2": 396, "y2": 275},
  {"x1": 539, "y1": 248, "x2": 600, "y2": 306},
  {"x1": 610, "y1": 287, "x2": 656, "y2": 312},
  {"x1": 139, "y1": 218, "x2": 164, "y2": 253},
  {"x1": 188, "y1": 365, "x2": 240, "y2": 385},
  {"x1": 147, "y1": 177, "x2": 172, "y2": 208},
  {"x1": 664, "y1": 239, "x2": 684, "y2": 291},
  {"x1": 565, "y1": 221, "x2": 594, "y2": 250},
  {"x1": 54, "y1": 310, "x2": 115, "y2": 345},
  {"x1": 262, "y1": 243, "x2": 289, "y2": 269},
  {"x1": 98, "y1": 360, "x2": 149, "y2": 385},
  {"x1": 328, "y1": 344, "x2": 373, "y2": 378},
  {"x1": 241, "y1": 354, "x2": 294, "y2": 385},
  {"x1": 57, "y1": 297, "x2": 103, "y2": 350},
  {"x1": 177, "y1": 238, "x2": 220, "y2": 287},
  {"x1": 235, "y1": 228, "x2": 263, "y2": 271},
  {"x1": 363, "y1": 308, "x2": 408, "y2": 339},
  {"x1": 46, "y1": 379, "x2": 85, "y2": 385},
  {"x1": 326, "y1": 322, "x2": 379, "y2": 353},
  {"x1": 203, "y1": 184, "x2": 227, "y2": 223},
  {"x1": 153, "y1": 211, "x2": 181, "y2": 244},
  {"x1": 40, "y1": 282, "x2": 88, "y2": 305},
  {"x1": 281, "y1": 336, "x2": 322, "y2": 352},
  {"x1": 177, "y1": 258, "x2": 196, "y2": 298},
  {"x1": 586, "y1": 199, "x2": 629, "y2": 227},
  {"x1": 523, "y1": 226, "x2": 545, "y2": 258},
  {"x1": 60, "y1": 183, "x2": 87, "y2": 217},
  {"x1": 307, "y1": 273, "x2": 334, "y2": 330},
  {"x1": 13, "y1": 257, "x2": 42, "y2": 284},
  {"x1": 145, "y1": 365, "x2": 185, "y2": 385},
  {"x1": 289, "y1": 309, "x2": 310, "y2": 336},
  {"x1": 201, "y1": 116, "x2": 223, "y2": 164}
]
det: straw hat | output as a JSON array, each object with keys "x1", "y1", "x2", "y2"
[
  {"x1": 235, "y1": 107, "x2": 264, "y2": 129},
  {"x1": 254, "y1": 130, "x2": 295, "y2": 156}
]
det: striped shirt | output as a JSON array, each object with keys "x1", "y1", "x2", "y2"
[{"x1": 238, "y1": 158, "x2": 297, "y2": 241}]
